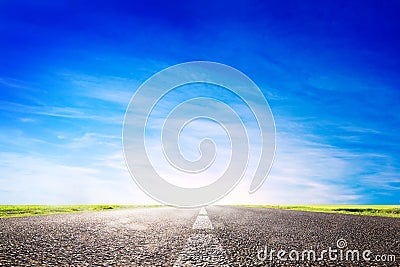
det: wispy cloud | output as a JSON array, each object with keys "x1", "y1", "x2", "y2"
[
  {"x1": 59, "y1": 72, "x2": 138, "y2": 106},
  {"x1": 0, "y1": 100, "x2": 123, "y2": 124},
  {"x1": 64, "y1": 132, "x2": 121, "y2": 149},
  {"x1": 0, "y1": 77, "x2": 31, "y2": 90},
  {"x1": 0, "y1": 152, "x2": 154, "y2": 204},
  {"x1": 219, "y1": 131, "x2": 364, "y2": 204}
]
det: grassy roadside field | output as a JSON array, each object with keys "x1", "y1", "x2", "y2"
[
  {"x1": 0, "y1": 205, "x2": 161, "y2": 218},
  {"x1": 241, "y1": 205, "x2": 400, "y2": 218}
]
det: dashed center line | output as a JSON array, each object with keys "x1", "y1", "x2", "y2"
[
  {"x1": 199, "y1": 207, "x2": 207, "y2": 215},
  {"x1": 192, "y1": 213, "x2": 213, "y2": 230},
  {"x1": 174, "y1": 207, "x2": 229, "y2": 266}
]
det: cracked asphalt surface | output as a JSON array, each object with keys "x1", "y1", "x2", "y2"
[{"x1": 0, "y1": 206, "x2": 399, "y2": 266}]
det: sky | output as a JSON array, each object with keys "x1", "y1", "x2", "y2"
[{"x1": 0, "y1": 0, "x2": 399, "y2": 204}]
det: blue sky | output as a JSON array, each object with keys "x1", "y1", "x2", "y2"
[{"x1": 0, "y1": 0, "x2": 399, "y2": 204}]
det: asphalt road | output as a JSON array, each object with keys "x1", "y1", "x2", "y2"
[{"x1": 0, "y1": 206, "x2": 399, "y2": 266}]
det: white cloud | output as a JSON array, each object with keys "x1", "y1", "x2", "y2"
[
  {"x1": 19, "y1": 117, "x2": 36, "y2": 123},
  {"x1": 65, "y1": 132, "x2": 120, "y2": 149},
  {"x1": 0, "y1": 101, "x2": 123, "y2": 124},
  {"x1": 218, "y1": 131, "x2": 363, "y2": 204},
  {"x1": 0, "y1": 152, "x2": 156, "y2": 204},
  {"x1": 61, "y1": 72, "x2": 138, "y2": 106}
]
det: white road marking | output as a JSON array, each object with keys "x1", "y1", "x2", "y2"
[
  {"x1": 192, "y1": 215, "x2": 213, "y2": 230},
  {"x1": 173, "y1": 234, "x2": 229, "y2": 266},
  {"x1": 199, "y1": 207, "x2": 207, "y2": 215},
  {"x1": 174, "y1": 207, "x2": 229, "y2": 266}
]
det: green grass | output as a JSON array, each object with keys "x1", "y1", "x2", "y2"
[
  {"x1": 240, "y1": 205, "x2": 400, "y2": 218},
  {"x1": 0, "y1": 205, "x2": 161, "y2": 218}
]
